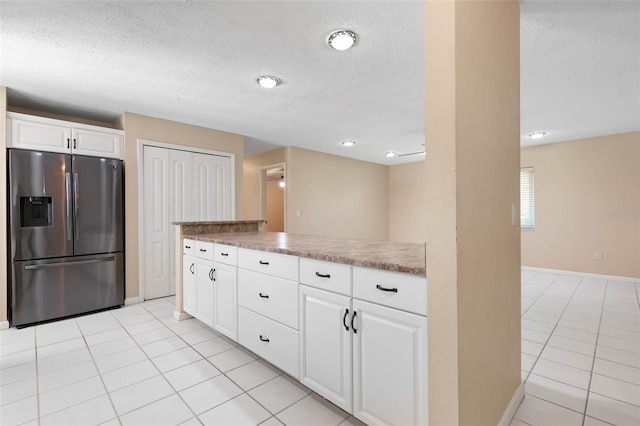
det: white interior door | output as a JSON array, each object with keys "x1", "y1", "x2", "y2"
[
  {"x1": 193, "y1": 153, "x2": 232, "y2": 221},
  {"x1": 168, "y1": 150, "x2": 193, "y2": 295},
  {"x1": 143, "y1": 145, "x2": 234, "y2": 301},
  {"x1": 143, "y1": 146, "x2": 170, "y2": 300}
]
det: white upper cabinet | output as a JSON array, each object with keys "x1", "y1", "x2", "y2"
[{"x1": 7, "y1": 112, "x2": 124, "y2": 159}]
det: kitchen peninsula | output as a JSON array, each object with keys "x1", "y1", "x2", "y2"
[{"x1": 173, "y1": 221, "x2": 427, "y2": 426}]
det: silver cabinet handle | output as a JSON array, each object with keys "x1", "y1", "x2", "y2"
[
  {"x1": 24, "y1": 256, "x2": 115, "y2": 270},
  {"x1": 73, "y1": 173, "x2": 79, "y2": 240},
  {"x1": 65, "y1": 172, "x2": 72, "y2": 241}
]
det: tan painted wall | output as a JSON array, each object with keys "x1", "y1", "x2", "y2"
[
  {"x1": 425, "y1": 1, "x2": 521, "y2": 424},
  {"x1": 266, "y1": 180, "x2": 285, "y2": 232},
  {"x1": 120, "y1": 112, "x2": 244, "y2": 300},
  {"x1": 0, "y1": 87, "x2": 7, "y2": 323},
  {"x1": 388, "y1": 161, "x2": 426, "y2": 243},
  {"x1": 243, "y1": 148, "x2": 288, "y2": 222},
  {"x1": 522, "y1": 132, "x2": 640, "y2": 278},
  {"x1": 287, "y1": 146, "x2": 388, "y2": 240}
]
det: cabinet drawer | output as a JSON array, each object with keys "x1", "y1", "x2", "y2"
[
  {"x1": 214, "y1": 244, "x2": 238, "y2": 266},
  {"x1": 353, "y1": 267, "x2": 427, "y2": 316},
  {"x1": 238, "y1": 248, "x2": 298, "y2": 281},
  {"x1": 238, "y1": 269, "x2": 298, "y2": 329},
  {"x1": 9, "y1": 118, "x2": 70, "y2": 153},
  {"x1": 300, "y1": 258, "x2": 351, "y2": 296},
  {"x1": 238, "y1": 307, "x2": 299, "y2": 379},
  {"x1": 194, "y1": 241, "x2": 214, "y2": 261},
  {"x1": 183, "y1": 239, "x2": 196, "y2": 256}
]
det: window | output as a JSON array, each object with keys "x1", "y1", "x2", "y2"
[{"x1": 520, "y1": 167, "x2": 535, "y2": 229}]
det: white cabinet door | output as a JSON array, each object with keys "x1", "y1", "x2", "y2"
[
  {"x1": 299, "y1": 285, "x2": 352, "y2": 412},
  {"x1": 213, "y1": 262, "x2": 237, "y2": 341},
  {"x1": 352, "y1": 299, "x2": 427, "y2": 426},
  {"x1": 183, "y1": 254, "x2": 196, "y2": 316},
  {"x1": 143, "y1": 147, "x2": 234, "y2": 301},
  {"x1": 192, "y1": 153, "x2": 233, "y2": 221},
  {"x1": 8, "y1": 118, "x2": 71, "y2": 153},
  {"x1": 169, "y1": 150, "x2": 194, "y2": 295},
  {"x1": 143, "y1": 146, "x2": 171, "y2": 300},
  {"x1": 195, "y1": 258, "x2": 215, "y2": 327},
  {"x1": 72, "y1": 128, "x2": 122, "y2": 159}
]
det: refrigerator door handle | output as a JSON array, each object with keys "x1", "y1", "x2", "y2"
[
  {"x1": 73, "y1": 173, "x2": 79, "y2": 240},
  {"x1": 65, "y1": 172, "x2": 72, "y2": 241},
  {"x1": 24, "y1": 256, "x2": 116, "y2": 270}
]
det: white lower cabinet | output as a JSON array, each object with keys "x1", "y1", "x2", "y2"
[
  {"x1": 238, "y1": 307, "x2": 299, "y2": 378},
  {"x1": 183, "y1": 244, "x2": 428, "y2": 425},
  {"x1": 299, "y1": 285, "x2": 352, "y2": 412},
  {"x1": 213, "y1": 262, "x2": 237, "y2": 340},
  {"x1": 352, "y1": 299, "x2": 428, "y2": 426},
  {"x1": 183, "y1": 254, "x2": 196, "y2": 315},
  {"x1": 195, "y1": 258, "x2": 214, "y2": 327}
]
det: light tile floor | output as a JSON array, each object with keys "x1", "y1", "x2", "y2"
[
  {"x1": 513, "y1": 270, "x2": 640, "y2": 426},
  {"x1": 1, "y1": 270, "x2": 638, "y2": 425},
  {"x1": 0, "y1": 297, "x2": 360, "y2": 426}
]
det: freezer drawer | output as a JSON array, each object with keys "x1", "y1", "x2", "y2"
[{"x1": 11, "y1": 253, "x2": 124, "y2": 327}]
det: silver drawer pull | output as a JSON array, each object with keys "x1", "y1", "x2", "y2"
[
  {"x1": 25, "y1": 257, "x2": 115, "y2": 270},
  {"x1": 376, "y1": 284, "x2": 398, "y2": 293}
]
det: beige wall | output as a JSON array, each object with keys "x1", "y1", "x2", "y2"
[
  {"x1": 120, "y1": 112, "x2": 244, "y2": 300},
  {"x1": 266, "y1": 180, "x2": 285, "y2": 232},
  {"x1": 1, "y1": 87, "x2": 7, "y2": 323},
  {"x1": 243, "y1": 147, "x2": 288, "y2": 222},
  {"x1": 522, "y1": 132, "x2": 640, "y2": 278},
  {"x1": 388, "y1": 161, "x2": 426, "y2": 243},
  {"x1": 287, "y1": 146, "x2": 388, "y2": 240},
  {"x1": 425, "y1": 1, "x2": 521, "y2": 424}
]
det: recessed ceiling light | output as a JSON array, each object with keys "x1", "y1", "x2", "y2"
[
  {"x1": 257, "y1": 75, "x2": 281, "y2": 88},
  {"x1": 328, "y1": 30, "x2": 357, "y2": 51},
  {"x1": 342, "y1": 140, "x2": 355, "y2": 147},
  {"x1": 528, "y1": 132, "x2": 547, "y2": 139},
  {"x1": 385, "y1": 151, "x2": 396, "y2": 158},
  {"x1": 279, "y1": 180, "x2": 285, "y2": 188}
]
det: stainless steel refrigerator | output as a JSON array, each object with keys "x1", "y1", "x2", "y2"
[{"x1": 8, "y1": 149, "x2": 124, "y2": 327}]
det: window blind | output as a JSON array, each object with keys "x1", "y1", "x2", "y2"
[{"x1": 520, "y1": 167, "x2": 535, "y2": 228}]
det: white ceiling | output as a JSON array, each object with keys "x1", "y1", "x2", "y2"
[{"x1": 0, "y1": 1, "x2": 638, "y2": 165}]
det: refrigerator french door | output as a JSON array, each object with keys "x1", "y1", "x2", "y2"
[{"x1": 8, "y1": 149, "x2": 124, "y2": 327}]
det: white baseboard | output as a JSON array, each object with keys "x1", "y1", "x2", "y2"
[
  {"x1": 0, "y1": 321, "x2": 9, "y2": 330},
  {"x1": 174, "y1": 311, "x2": 192, "y2": 321},
  {"x1": 522, "y1": 266, "x2": 640, "y2": 284},
  {"x1": 498, "y1": 383, "x2": 525, "y2": 426},
  {"x1": 124, "y1": 297, "x2": 140, "y2": 306}
]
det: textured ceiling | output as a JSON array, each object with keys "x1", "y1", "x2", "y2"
[
  {"x1": 0, "y1": 1, "x2": 638, "y2": 164},
  {"x1": 520, "y1": 0, "x2": 640, "y2": 147}
]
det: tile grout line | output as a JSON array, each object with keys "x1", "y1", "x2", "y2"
[
  {"x1": 144, "y1": 299, "x2": 346, "y2": 424},
  {"x1": 520, "y1": 274, "x2": 582, "y2": 388},
  {"x1": 115, "y1": 301, "x2": 203, "y2": 424},
  {"x1": 581, "y1": 279, "x2": 610, "y2": 426},
  {"x1": 78, "y1": 314, "x2": 124, "y2": 426}
]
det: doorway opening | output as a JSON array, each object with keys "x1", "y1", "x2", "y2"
[{"x1": 262, "y1": 164, "x2": 286, "y2": 232}]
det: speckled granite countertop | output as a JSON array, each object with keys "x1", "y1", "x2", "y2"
[{"x1": 183, "y1": 232, "x2": 426, "y2": 276}]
